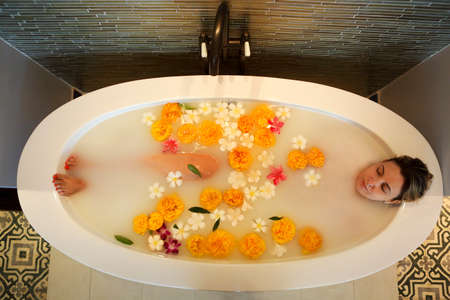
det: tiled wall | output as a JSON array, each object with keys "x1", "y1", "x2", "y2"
[{"x1": 0, "y1": 0, "x2": 449, "y2": 94}]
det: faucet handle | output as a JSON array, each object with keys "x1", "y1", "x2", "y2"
[{"x1": 241, "y1": 32, "x2": 251, "y2": 58}]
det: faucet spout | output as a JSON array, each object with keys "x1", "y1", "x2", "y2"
[{"x1": 209, "y1": 2, "x2": 229, "y2": 76}]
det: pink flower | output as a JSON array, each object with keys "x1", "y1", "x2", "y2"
[
  {"x1": 268, "y1": 117, "x2": 284, "y2": 134},
  {"x1": 267, "y1": 165, "x2": 287, "y2": 186},
  {"x1": 156, "y1": 223, "x2": 171, "y2": 241},
  {"x1": 162, "y1": 138, "x2": 178, "y2": 153},
  {"x1": 164, "y1": 237, "x2": 181, "y2": 254}
]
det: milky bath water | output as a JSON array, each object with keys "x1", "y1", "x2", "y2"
[{"x1": 61, "y1": 100, "x2": 398, "y2": 263}]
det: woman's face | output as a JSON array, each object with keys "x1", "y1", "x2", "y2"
[{"x1": 355, "y1": 160, "x2": 404, "y2": 203}]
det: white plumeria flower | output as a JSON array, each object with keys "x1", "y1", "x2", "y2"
[
  {"x1": 276, "y1": 107, "x2": 291, "y2": 121},
  {"x1": 172, "y1": 222, "x2": 190, "y2": 240},
  {"x1": 292, "y1": 135, "x2": 307, "y2": 150},
  {"x1": 240, "y1": 133, "x2": 254, "y2": 148},
  {"x1": 244, "y1": 186, "x2": 259, "y2": 202},
  {"x1": 227, "y1": 208, "x2": 244, "y2": 227},
  {"x1": 182, "y1": 110, "x2": 200, "y2": 124},
  {"x1": 305, "y1": 169, "x2": 321, "y2": 187},
  {"x1": 198, "y1": 102, "x2": 212, "y2": 115},
  {"x1": 210, "y1": 209, "x2": 226, "y2": 221},
  {"x1": 272, "y1": 244, "x2": 287, "y2": 257},
  {"x1": 214, "y1": 102, "x2": 229, "y2": 115},
  {"x1": 257, "y1": 150, "x2": 275, "y2": 168},
  {"x1": 241, "y1": 200, "x2": 253, "y2": 212},
  {"x1": 259, "y1": 181, "x2": 276, "y2": 200},
  {"x1": 228, "y1": 171, "x2": 247, "y2": 189},
  {"x1": 148, "y1": 182, "x2": 165, "y2": 199},
  {"x1": 228, "y1": 103, "x2": 245, "y2": 119},
  {"x1": 214, "y1": 112, "x2": 230, "y2": 126},
  {"x1": 147, "y1": 234, "x2": 164, "y2": 251},
  {"x1": 141, "y1": 112, "x2": 156, "y2": 127},
  {"x1": 252, "y1": 218, "x2": 267, "y2": 233},
  {"x1": 219, "y1": 138, "x2": 237, "y2": 152},
  {"x1": 247, "y1": 170, "x2": 261, "y2": 184},
  {"x1": 224, "y1": 122, "x2": 241, "y2": 139},
  {"x1": 187, "y1": 213, "x2": 205, "y2": 231},
  {"x1": 166, "y1": 171, "x2": 183, "y2": 188}
]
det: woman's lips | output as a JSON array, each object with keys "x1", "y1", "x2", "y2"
[{"x1": 361, "y1": 179, "x2": 369, "y2": 193}]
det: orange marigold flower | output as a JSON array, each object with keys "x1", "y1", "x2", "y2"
[
  {"x1": 206, "y1": 229, "x2": 235, "y2": 258},
  {"x1": 147, "y1": 211, "x2": 164, "y2": 231},
  {"x1": 287, "y1": 150, "x2": 308, "y2": 170},
  {"x1": 298, "y1": 227, "x2": 322, "y2": 254},
  {"x1": 251, "y1": 104, "x2": 275, "y2": 129},
  {"x1": 187, "y1": 234, "x2": 208, "y2": 257},
  {"x1": 161, "y1": 102, "x2": 182, "y2": 123},
  {"x1": 228, "y1": 146, "x2": 253, "y2": 171},
  {"x1": 271, "y1": 217, "x2": 296, "y2": 244},
  {"x1": 200, "y1": 187, "x2": 223, "y2": 211},
  {"x1": 132, "y1": 213, "x2": 149, "y2": 235},
  {"x1": 177, "y1": 123, "x2": 198, "y2": 144},
  {"x1": 254, "y1": 128, "x2": 276, "y2": 148},
  {"x1": 306, "y1": 147, "x2": 325, "y2": 168},
  {"x1": 156, "y1": 194, "x2": 185, "y2": 222},
  {"x1": 198, "y1": 120, "x2": 223, "y2": 146},
  {"x1": 239, "y1": 233, "x2": 266, "y2": 259},
  {"x1": 237, "y1": 114, "x2": 255, "y2": 133},
  {"x1": 151, "y1": 120, "x2": 172, "y2": 142},
  {"x1": 223, "y1": 188, "x2": 244, "y2": 207}
]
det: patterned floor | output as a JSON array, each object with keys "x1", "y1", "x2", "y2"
[
  {"x1": 397, "y1": 197, "x2": 450, "y2": 300},
  {"x1": 0, "y1": 198, "x2": 448, "y2": 300},
  {"x1": 0, "y1": 211, "x2": 50, "y2": 300}
]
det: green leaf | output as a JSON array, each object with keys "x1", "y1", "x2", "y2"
[
  {"x1": 114, "y1": 235, "x2": 133, "y2": 245},
  {"x1": 269, "y1": 216, "x2": 282, "y2": 221},
  {"x1": 212, "y1": 218, "x2": 220, "y2": 232},
  {"x1": 149, "y1": 230, "x2": 154, "y2": 235},
  {"x1": 179, "y1": 103, "x2": 196, "y2": 110},
  {"x1": 187, "y1": 164, "x2": 202, "y2": 177},
  {"x1": 173, "y1": 224, "x2": 179, "y2": 230},
  {"x1": 189, "y1": 206, "x2": 210, "y2": 214}
]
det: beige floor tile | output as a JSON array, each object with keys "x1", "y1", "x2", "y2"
[
  {"x1": 90, "y1": 269, "x2": 143, "y2": 300},
  {"x1": 143, "y1": 285, "x2": 194, "y2": 300},
  {"x1": 195, "y1": 290, "x2": 250, "y2": 300},
  {"x1": 47, "y1": 249, "x2": 91, "y2": 300},
  {"x1": 247, "y1": 290, "x2": 301, "y2": 300},
  {"x1": 301, "y1": 281, "x2": 354, "y2": 300},
  {"x1": 354, "y1": 265, "x2": 398, "y2": 300}
]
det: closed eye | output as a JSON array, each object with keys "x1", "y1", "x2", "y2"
[
  {"x1": 382, "y1": 183, "x2": 391, "y2": 194},
  {"x1": 376, "y1": 164, "x2": 385, "y2": 176}
]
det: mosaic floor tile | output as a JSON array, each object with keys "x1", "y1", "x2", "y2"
[
  {"x1": 0, "y1": 211, "x2": 50, "y2": 300},
  {"x1": 397, "y1": 197, "x2": 450, "y2": 300}
]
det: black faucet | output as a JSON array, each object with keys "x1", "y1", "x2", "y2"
[
  {"x1": 200, "y1": 1, "x2": 250, "y2": 76},
  {"x1": 209, "y1": 2, "x2": 229, "y2": 76}
]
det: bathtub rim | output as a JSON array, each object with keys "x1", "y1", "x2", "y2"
[{"x1": 17, "y1": 75, "x2": 443, "y2": 290}]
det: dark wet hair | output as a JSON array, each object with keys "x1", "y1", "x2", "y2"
[{"x1": 386, "y1": 156, "x2": 433, "y2": 201}]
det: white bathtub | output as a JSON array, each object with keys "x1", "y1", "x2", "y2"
[{"x1": 17, "y1": 76, "x2": 443, "y2": 291}]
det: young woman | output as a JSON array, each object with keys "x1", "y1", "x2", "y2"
[
  {"x1": 52, "y1": 154, "x2": 433, "y2": 204},
  {"x1": 355, "y1": 156, "x2": 433, "y2": 204}
]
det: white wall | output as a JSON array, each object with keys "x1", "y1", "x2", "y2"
[
  {"x1": 0, "y1": 38, "x2": 72, "y2": 187},
  {"x1": 379, "y1": 45, "x2": 450, "y2": 195}
]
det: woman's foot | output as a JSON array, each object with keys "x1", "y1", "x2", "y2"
[
  {"x1": 52, "y1": 173, "x2": 86, "y2": 196},
  {"x1": 64, "y1": 154, "x2": 79, "y2": 170}
]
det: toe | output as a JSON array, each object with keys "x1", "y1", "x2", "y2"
[{"x1": 54, "y1": 173, "x2": 66, "y2": 180}]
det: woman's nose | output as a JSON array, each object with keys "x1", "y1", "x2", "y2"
[
  {"x1": 366, "y1": 177, "x2": 380, "y2": 191},
  {"x1": 366, "y1": 178, "x2": 378, "y2": 191}
]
